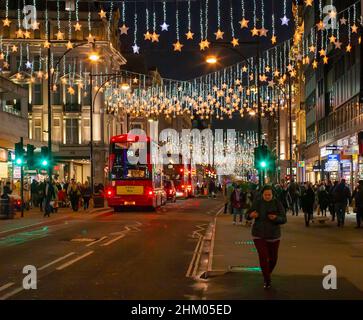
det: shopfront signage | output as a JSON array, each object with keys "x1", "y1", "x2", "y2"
[
  {"x1": 342, "y1": 145, "x2": 358, "y2": 156},
  {"x1": 0, "y1": 148, "x2": 7, "y2": 162},
  {"x1": 326, "y1": 145, "x2": 342, "y2": 151},
  {"x1": 328, "y1": 154, "x2": 340, "y2": 162},
  {"x1": 320, "y1": 147, "x2": 333, "y2": 158}
]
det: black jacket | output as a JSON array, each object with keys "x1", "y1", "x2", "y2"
[
  {"x1": 246, "y1": 198, "x2": 287, "y2": 239},
  {"x1": 332, "y1": 183, "x2": 351, "y2": 205},
  {"x1": 353, "y1": 186, "x2": 363, "y2": 209},
  {"x1": 301, "y1": 187, "x2": 315, "y2": 212}
]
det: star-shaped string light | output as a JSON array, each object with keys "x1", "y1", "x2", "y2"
[
  {"x1": 25, "y1": 61, "x2": 32, "y2": 69},
  {"x1": 346, "y1": 43, "x2": 352, "y2": 52},
  {"x1": 329, "y1": 35, "x2": 337, "y2": 43},
  {"x1": 119, "y1": 24, "x2": 129, "y2": 35},
  {"x1": 144, "y1": 31, "x2": 152, "y2": 41},
  {"x1": 281, "y1": 16, "x2": 289, "y2": 26},
  {"x1": 132, "y1": 43, "x2": 140, "y2": 54},
  {"x1": 309, "y1": 45, "x2": 316, "y2": 53},
  {"x1": 98, "y1": 10, "x2": 107, "y2": 19},
  {"x1": 259, "y1": 28, "x2": 268, "y2": 37},
  {"x1": 231, "y1": 38, "x2": 239, "y2": 47},
  {"x1": 151, "y1": 32, "x2": 160, "y2": 43},
  {"x1": 319, "y1": 48, "x2": 326, "y2": 56},
  {"x1": 334, "y1": 41, "x2": 342, "y2": 49},
  {"x1": 271, "y1": 35, "x2": 277, "y2": 44},
  {"x1": 74, "y1": 22, "x2": 82, "y2": 31},
  {"x1": 11, "y1": 45, "x2": 18, "y2": 52},
  {"x1": 317, "y1": 21, "x2": 325, "y2": 31},
  {"x1": 24, "y1": 31, "x2": 31, "y2": 39},
  {"x1": 160, "y1": 22, "x2": 169, "y2": 31},
  {"x1": 44, "y1": 41, "x2": 51, "y2": 48},
  {"x1": 32, "y1": 21, "x2": 40, "y2": 30},
  {"x1": 304, "y1": 0, "x2": 313, "y2": 6},
  {"x1": 251, "y1": 27, "x2": 259, "y2": 36},
  {"x1": 340, "y1": 17, "x2": 347, "y2": 25},
  {"x1": 87, "y1": 33, "x2": 95, "y2": 43},
  {"x1": 351, "y1": 24, "x2": 358, "y2": 33},
  {"x1": 312, "y1": 60, "x2": 318, "y2": 69},
  {"x1": 66, "y1": 41, "x2": 73, "y2": 50},
  {"x1": 173, "y1": 41, "x2": 183, "y2": 52},
  {"x1": 186, "y1": 30, "x2": 194, "y2": 40},
  {"x1": 56, "y1": 30, "x2": 64, "y2": 40},
  {"x1": 239, "y1": 18, "x2": 249, "y2": 29},
  {"x1": 214, "y1": 29, "x2": 224, "y2": 40},
  {"x1": 2, "y1": 18, "x2": 11, "y2": 27},
  {"x1": 15, "y1": 29, "x2": 23, "y2": 38}
]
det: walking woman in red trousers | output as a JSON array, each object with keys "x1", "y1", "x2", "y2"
[{"x1": 246, "y1": 185, "x2": 287, "y2": 289}]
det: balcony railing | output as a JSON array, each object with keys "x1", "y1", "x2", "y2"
[{"x1": 63, "y1": 103, "x2": 82, "y2": 113}]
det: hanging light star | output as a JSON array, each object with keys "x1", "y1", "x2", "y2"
[
  {"x1": 3, "y1": 61, "x2": 9, "y2": 69},
  {"x1": 323, "y1": 56, "x2": 329, "y2": 64},
  {"x1": 239, "y1": 18, "x2": 249, "y2": 29},
  {"x1": 251, "y1": 27, "x2": 259, "y2": 36},
  {"x1": 11, "y1": 45, "x2": 18, "y2": 52},
  {"x1": 340, "y1": 17, "x2": 347, "y2": 25},
  {"x1": 67, "y1": 86, "x2": 75, "y2": 95},
  {"x1": 144, "y1": 31, "x2": 152, "y2": 41},
  {"x1": 259, "y1": 28, "x2": 268, "y2": 37},
  {"x1": 351, "y1": 24, "x2": 358, "y2": 33},
  {"x1": 231, "y1": 38, "x2": 239, "y2": 47},
  {"x1": 242, "y1": 66, "x2": 248, "y2": 73},
  {"x1": 281, "y1": 16, "x2": 290, "y2": 26},
  {"x1": 56, "y1": 30, "x2": 64, "y2": 40},
  {"x1": 44, "y1": 40, "x2": 51, "y2": 48},
  {"x1": 24, "y1": 31, "x2": 31, "y2": 39},
  {"x1": 304, "y1": 0, "x2": 313, "y2": 6},
  {"x1": 309, "y1": 45, "x2": 316, "y2": 53},
  {"x1": 151, "y1": 32, "x2": 160, "y2": 43},
  {"x1": 271, "y1": 35, "x2": 277, "y2": 44},
  {"x1": 173, "y1": 41, "x2": 183, "y2": 52},
  {"x1": 346, "y1": 43, "x2": 352, "y2": 52},
  {"x1": 15, "y1": 29, "x2": 24, "y2": 38},
  {"x1": 319, "y1": 48, "x2": 326, "y2": 56},
  {"x1": 312, "y1": 60, "x2": 318, "y2": 69},
  {"x1": 160, "y1": 22, "x2": 169, "y2": 31},
  {"x1": 25, "y1": 61, "x2": 32, "y2": 69},
  {"x1": 119, "y1": 24, "x2": 129, "y2": 35},
  {"x1": 317, "y1": 21, "x2": 325, "y2": 31},
  {"x1": 334, "y1": 40, "x2": 342, "y2": 49},
  {"x1": 2, "y1": 18, "x2": 11, "y2": 27},
  {"x1": 186, "y1": 30, "x2": 194, "y2": 40},
  {"x1": 74, "y1": 22, "x2": 82, "y2": 31},
  {"x1": 214, "y1": 29, "x2": 224, "y2": 40},
  {"x1": 66, "y1": 41, "x2": 73, "y2": 50},
  {"x1": 132, "y1": 43, "x2": 140, "y2": 54},
  {"x1": 133, "y1": 77, "x2": 138, "y2": 84},
  {"x1": 329, "y1": 35, "x2": 337, "y2": 43},
  {"x1": 87, "y1": 33, "x2": 95, "y2": 43},
  {"x1": 98, "y1": 9, "x2": 107, "y2": 19}
]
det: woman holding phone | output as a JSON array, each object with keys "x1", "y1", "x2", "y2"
[{"x1": 246, "y1": 185, "x2": 287, "y2": 289}]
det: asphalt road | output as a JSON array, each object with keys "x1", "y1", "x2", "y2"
[{"x1": 0, "y1": 197, "x2": 223, "y2": 300}]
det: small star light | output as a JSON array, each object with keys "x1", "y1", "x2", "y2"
[
  {"x1": 11, "y1": 45, "x2": 18, "y2": 52},
  {"x1": 144, "y1": 31, "x2": 152, "y2": 41},
  {"x1": 37, "y1": 70, "x2": 43, "y2": 79},
  {"x1": 173, "y1": 41, "x2": 183, "y2": 52},
  {"x1": 151, "y1": 32, "x2": 160, "y2": 43},
  {"x1": 214, "y1": 29, "x2": 224, "y2": 40},
  {"x1": 2, "y1": 18, "x2": 11, "y2": 27},
  {"x1": 329, "y1": 35, "x2": 337, "y2": 43},
  {"x1": 98, "y1": 9, "x2": 107, "y2": 19},
  {"x1": 24, "y1": 31, "x2": 31, "y2": 39},
  {"x1": 74, "y1": 22, "x2": 82, "y2": 31},
  {"x1": 44, "y1": 40, "x2": 51, "y2": 48},
  {"x1": 160, "y1": 22, "x2": 169, "y2": 31},
  {"x1": 239, "y1": 18, "x2": 249, "y2": 29},
  {"x1": 242, "y1": 65, "x2": 248, "y2": 73},
  {"x1": 87, "y1": 33, "x2": 95, "y2": 43},
  {"x1": 132, "y1": 43, "x2": 140, "y2": 54},
  {"x1": 319, "y1": 48, "x2": 326, "y2": 56},
  {"x1": 259, "y1": 28, "x2": 268, "y2": 37},
  {"x1": 32, "y1": 20, "x2": 40, "y2": 30},
  {"x1": 67, "y1": 86, "x2": 75, "y2": 95},
  {"x1": 346, "y1": 43, "x2": 352, "y2": 52},
  {"x1": 66, "y1": 41, "x2": 73, "y2": 50},
  {"x1": 281, "y1": 16, "x2": 290, "y2": 26},
  {"x1": 309, "y1": 45, "x2": 316, "y2": 53},
  {"x1": 186, "y1": 30, "x2": 194, "y2": 40},
  {"x1": 351, "y1": 24, "x2": 358, "y2": 33},
  {"x1": 56, "y1": 30, "x2": 64, "y2": 40},
  {"x1": 271, "y1": 35, "x2": 277, "y2": 44},
  {"x1": 231, "y1": 38, "x2": 239, "y2": 47},
  {"x1": 133, "y1": 77, "x2": 138, "y2": 84},
  {"x1": 323, "y1": 56, "x2": 329, "y2": 64},
  {"x1": 3, "y1": 61, "x2": 9, "y2": 69},
  {"x1": 340, "y1": 17, "x2": 347, "y2": 25},
  {"x1": 119, "y1": 24, "x2": 129, "y2": 35},
  {"x1": 251, "y1": 27, "x2": 259, "y2": 36},
  {"x1": 25, "y1": 61, "x2": 32, "y2": 69},
  {"x1": 15, "y1": 29, "x2": 24, "y2": 38},
  {"x1": 312, "y1": 60, "x2": 318, "y2": 69},
  {"x1": 304, "y1": 0, "x2": 313, "y2": 6},
  {"x1": 317, "y1": 21, "x2": 325, "y2": 31}
]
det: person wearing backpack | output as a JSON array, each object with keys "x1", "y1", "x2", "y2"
[{"x1": 246, "y1": 185, "x2": 287, "y2": 289}]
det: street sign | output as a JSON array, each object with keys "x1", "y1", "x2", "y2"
[
  {"x1": 298, "y1": 161, "x2": 305, "y2": 168},
  {"x1": 326, "y1": 145, "x2": 342, "y2": 151}
]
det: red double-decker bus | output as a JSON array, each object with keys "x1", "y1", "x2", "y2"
[{"x1": 105, "y1": 134, "x2": 166, "y2": 211}]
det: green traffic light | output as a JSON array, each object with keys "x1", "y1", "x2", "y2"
[
  {"x1": 260, "y1": 161, "x2": 267, "y2": 168},
  {"x1": 41, "y1": 159, "x2": 48, "y2": 166},
  {"x1": 16, "y1": 158, "x2": 22, "y2": 165}
]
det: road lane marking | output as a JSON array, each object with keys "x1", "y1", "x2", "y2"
[
  {"x1": 56, "y1": 251, "x2": 94, "y2": 271},
  {"x1": 0, "y1": 287, "x2": 23, "y2": 300},
  {"x1": 86, "y1": 236, "x2": 108, "y2": 247},
  {"x1": 38, "y1": 252, "x2": 76, "y2": 271},
  {"x1": 100, "y1": 234, "x2": 125, "y2": 246},
  {"x1": 186, "y1": 235, "x2": 203, "y2": 277},
  {"x1": 0, "y1": 282, "x2": 14, "y2": 292}
]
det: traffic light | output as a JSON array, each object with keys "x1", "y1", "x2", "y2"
[
  {"x1": 254, "y1": 145, "x2": 275, "y2": 172},
  {"x1": 40, "y1": 146, "x2": 49, "y2": 168},
  {"x1": 27, "y1": 144, "x2": 35, "y2": 169},
  {"x1": 15, "y1": 140, "x2": 24, "y2": 165}
]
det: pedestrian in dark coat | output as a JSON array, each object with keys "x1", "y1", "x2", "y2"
[
  {"x1": 352, "y1": 180, "x2": 363, "y2": 228},
  {"x1": 301, "y1": 182, "x2": 315, "y2": 226},
  {"x1": 317, "y1": 185, "x2": 329, "y2": 216},
  {"x1": 43, "y1": 179, "x2": 56, "y2": 217},
  {"x1": 246, "y1": 185, "x2": 287, "y2": 289},
  {"x1": 332, "y1": 179, "x2": 351, "y2": 227}
]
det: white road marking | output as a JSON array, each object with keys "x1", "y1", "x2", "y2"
[
  {"x1": 0, "y1": 282, "x2": 14, "y2": 292},
  {"x1": 0, "y1": 287, "x2": 23, "y2": 300},
  {"x1": 186, "y1": 236, "x2": 203, "y2": 277},
  {"x1": 56, "y1": 251, "x2": 94, "y2": 271},
  {"x1": 100, "y1": 234, "x2": 125, "y2": 246},
  {"x1": 86, "y1": 236, "x2": 108, "y2": 247},
  {"x1": 38, "y1": 252, "x2": 76, "y2": 271}
]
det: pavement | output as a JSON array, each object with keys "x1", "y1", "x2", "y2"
[{"x1": 205, "y1": 210, "x2": 363, "y2": 299}]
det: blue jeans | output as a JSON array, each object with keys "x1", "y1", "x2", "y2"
[
  {"x1": 291, "y1": 199, "x2": 299, "y2": 216},
  {"x1": 335, "y1": 203, "x2": 346, "y2": 225},
  {"x1": 232, "y1": 207, "x2": 243, "y2": 222}
]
